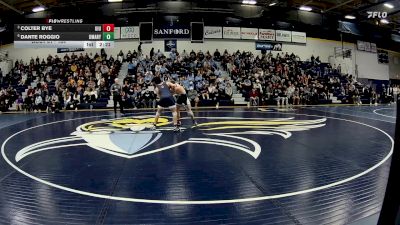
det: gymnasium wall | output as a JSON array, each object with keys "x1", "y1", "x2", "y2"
[
  {"x1": 389, "y1": 51, "x2": 400, "y2": 80},
  {"x1": 4, "y1": 38, "x2": 399, "y2": 80},
  {"x1": 0, "y1": 37, "x2": 353, "y2": 65},
  {"x1": 355, "y1": 50, "x2": 389, "y2": 80}
]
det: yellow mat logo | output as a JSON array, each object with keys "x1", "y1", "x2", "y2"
[{"x1": 15, "y1": 115, "x2": 326, "y2": 162}]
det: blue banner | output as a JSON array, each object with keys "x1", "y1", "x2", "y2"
[
  {"x1": 255, "y1": 42, "x2": 282, "y2": 51},
  {"x1": 57, "y1": 48, "x2": 84, "y2": 53},
  {"x1": 164, "y1": 40, "x2": 177, "y2": 52}
]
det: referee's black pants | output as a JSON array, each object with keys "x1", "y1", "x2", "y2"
[{"x1": 113, "y1": 95, "x2": 124, "y2": 114}]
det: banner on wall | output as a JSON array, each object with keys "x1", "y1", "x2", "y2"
[
  {"x1": 255, "y1": 42, "x2": 282, "y2": 51},
  {"x1": 258, "y1": 29, "x2": 275, "y2": 41},
  {"x1": 121, "y1": 26, "x2": 139, "y2": 39},
  {"x1": 114, "y1": 27, "x2": 121, "y2": 40},
  {"x1": 204, "y1": 26, "x2": 222, "y2": 39},
  {"x1": 57, "y1": 48, "x2": 84, "y2": 53},
  {"x1": 370, "y1": 43, "x2": 377, "y2": 53},
  {"x1": 291, "y1": 31, "x2": 306, "y2": 43},
  {"x1": 223, "y1": 27, "x2": 240, "y2": 39},
  {"x1": 240, "y1": 28, "x2": 258, "y2": 40},
  {"x1": 364, "y1": 42, "x2": 371, "y2": 52},
  {"x1": 154, "y1": 25, "x2": 190, "y2": 39},
  {"x1": 164, "y1": 40, "x2": 177, "y2": 52},
  {"x1": 357, "y1": 40, "x2": 377, "y2": 53},
  {"x1": 378, "y1": 49, "x2": 389, "y2": 64},
  {"x1": 275, "y1": 30, "x2": 291, "y2": 42},
  {"x1": 357, "y1": 40, "x2": 365, "y2": 51}
]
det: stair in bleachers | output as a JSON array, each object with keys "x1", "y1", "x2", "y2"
[
  {"x1": 232, "y1": 93, "x2": 247, "y2": 105},
  {"x1": 9, "y1": 103, "x2": 16, "y2": 111},
  {"x1": 102, "y1": 62, "x2": 128, "y2": 108},
  {"x1": 118, "y1": 62, "x2": 129, "y2": 84},
  {"x1": 330, "y1": 96, "x2": 341, "y2": 104},
  {"x1": 107, "y1": 95, "x2": 113, "y2": 108}
]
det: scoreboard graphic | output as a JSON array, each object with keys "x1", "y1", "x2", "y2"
[{"x1": 14, "y1": 23, "x2": 115, "y2": 48}]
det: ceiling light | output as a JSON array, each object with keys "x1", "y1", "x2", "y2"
[
  {"x1": 32, "y1": 6, "x2": 46, "y2": 12},
  {"x1": 384, "y1": 3, "x2": 394, "y2": 9},
  {"x1": 269, "y1": 2, "x2": 276, "y2": 6},
  {"x1": 242, "y1": 0, "x2": 257, "y2": 5},
  {"x1": 345, "y1": 15, "x2": 356, "y2": 19},
  {"x1": 108, "y1": 0, "x2": 123, "y2": 2},
  {"x1": 299, "y1": 6, "x2": 312, "y2": 11},
  {"x1": 380, "y1": 19, "x2": 389, "y2": 24}
]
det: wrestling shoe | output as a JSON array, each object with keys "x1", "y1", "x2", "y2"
[{"x1": 173, "y1": 126, "x2": 181, "y2": 132}]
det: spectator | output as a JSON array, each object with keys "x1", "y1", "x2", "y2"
[
  {"x1": 72, "y1": 92, "x2": 81, "y2": 110},
  {"x1": 64, "y1": 91, "x2": 72, "y2": 109},
  {"x1": 15, "y1": 95, "x2": 24, "y2": 111},
  {"x1": 225, "y1": 83, "x2": 233, "y2": 100},
  {"x1": 1, "y1": 48, "x2": 375, "y2": 112},
  {"x1": 293, "y1": 88, "x2": 301, "y2": 105},
  {"x1": 84, "y1": 87, "x2": 97, "y2": 103},
  {"x1": 34, "y1": 94, "x2": 43, "y2": 112},
  {"x1": 117, "y1": 50, "x2": 124, "y2": 62},
  {"x1": 249, "y1": 88, "x2": 260, "y2": 106},
  {"x1": 150, "y1": 48, "x2": 155, "y2": 59},
  {"x1": 50, "y1": 93, "x2": 60, "y2": 113},
  {"x1": 187, "y1": 86, "x2": 198, "y2": 107},
  {"x1": 277, "y1": 87, "x2": 289, "y2": 106},
  {"x1": 141, "y1": 89, "x2": 156, "y2": 108},
  {"x1": 0, "y1": 68, "x2": 3, "y2": 84}
]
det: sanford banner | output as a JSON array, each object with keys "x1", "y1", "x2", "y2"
[
  {"x1": 153, "y1": 24, "x2": 190, "y2": 39},
  {"x1": 255, "y1": 42, "x2": 282, "y2": 51}
]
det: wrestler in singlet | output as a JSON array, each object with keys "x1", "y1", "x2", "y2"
[
  {"x1": 171, "y1": 83, "x2": 197, "y2": 126},
  {"x1": 157, "y1": 81, "x2": 176, "y2": 109},
  {"x1": 152, "y1": 77, "x2": 179, "y2": 132}
]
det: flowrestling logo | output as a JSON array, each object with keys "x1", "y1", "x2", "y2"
[{"x1": 367, "y1": 11, "x2": 388, "y2": 19}]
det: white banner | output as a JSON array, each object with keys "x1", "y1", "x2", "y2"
[
  {"x1": 258, "y1": 29, "x2": 275, "y2": 41},
  {"x1": 291, "y1": 31, "x2": 306, "y2": 43},
  {"x1": 364, "y1": 42, "x2": 371, "y2": 52},
  {"x1": 204, "y1": 26, "x2": 223, "y2": 39},
  {"x1": 275, "y1": 30, "x2": 291, "y2": 42},
  {"x1": 357, "y1": 41, "x2": 365, "y2": 51},
  {"x1": 223, "y1": 27, "x2": 240, "y2": 39},
  {"x1": 240, "y1": 28, "x2": 258, "y2": 40},
  {"x1": 114, "y1": 27, "x2": 121, "y2": 40},
  {"x1": 121, "y1": 26, "x2": 139, "y2": 39},
  {"x1": 370, "y1": 43, "x2": 377, "y2": 53}
]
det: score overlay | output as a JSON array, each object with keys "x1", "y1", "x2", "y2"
[{"x1": 14, "y1": 24, "x2": 115, "y2": 48}]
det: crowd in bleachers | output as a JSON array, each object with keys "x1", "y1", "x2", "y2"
[
  {"x1": 1, "y1": 48, "x2": 121, "y2": 112},
  {"x1": 0, "y1": 48, "x2": 399, "y2": 112}
]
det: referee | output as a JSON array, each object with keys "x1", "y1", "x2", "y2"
[{"x1": 110, "y1": 78, "x2": 124, "y2": 115}]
